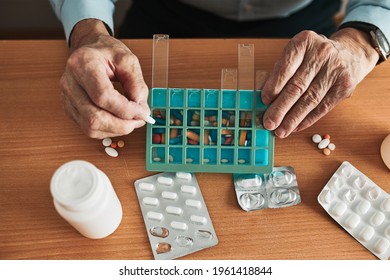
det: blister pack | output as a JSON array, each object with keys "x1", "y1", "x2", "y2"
[
  {"x1": 233, "y1": 166, "x2": 301, "y2": 211},
  {"x1": 134, "y1": 172, "x2": 218, "y2": 260},
  {"x1": 318, "y1": 161, "x2": 390, "y2": 260}
]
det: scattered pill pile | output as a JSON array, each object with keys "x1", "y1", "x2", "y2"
[
  {"x1": 311, "y1": 133, "x2": 336, "y2": 156},
  {"x1": 102, "y1": 137, "x2": 125, "y2": 157}
]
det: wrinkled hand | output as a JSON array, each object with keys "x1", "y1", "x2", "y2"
[
  {"x1": 60, "y1": 20, "x2": 150, "y2": 139},
  {"x1": 262, "y1": 28, "x2": 379, "y2": 138}
]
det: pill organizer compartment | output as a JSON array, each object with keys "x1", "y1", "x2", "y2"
[
  {"x1": 318, "y1": 161, "x2": 390, "y2": 260},
  {"x1": 146, "y1": 88, "x2": 274, "y2": 173}
]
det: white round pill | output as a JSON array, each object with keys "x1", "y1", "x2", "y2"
[
  {"x1": 318, "y1": 138, "x2": 330, "y2": 149},
  {"x1": 102, "y1": 137, "x2": 112, "y2": 147},
  {"x1": 170, "y1": 221, "x2": 188, "y2": 231},
  {"x1": 176, "y1": 172, "x2": 192, "y2": 181},
  {"x1": 166, "y1": 206, "x2": 183, "y2": 215},
  {"x1": 181, "y1": 185, "x2": 196, "y2": 195},
  {"x1": 359, "y1": 226, "x2": 375, "y2": 242},
  {"x1": 157, "y1": 176, "x2": 173, "y2": 185},
  {"x1": 161, "y1": 191, "x2": 178, "y2": 200},
  {"x1": 190, "y1": 215, "x2": 207, "y2": 225},
  {"x1": 371, "y1": 211, "x2": 385, "y2": 226},
  {"x1": 328, "y1": 143, "x2": 336, "y2": 151},
  {"x1": 344, "y1": 213, "x2": 360, "y2": 230},
  {"x1": 144, "y1": 115, "x2": 156, "y2": 124},
  {"x1": 104, "y1": 147, "x2": 118, "y2": 157},
  {"x1": 373, "y1": 238, "x2": 390, "y2": 254},
  {"x1": 139, "y1": 182, "x2": 155, "y2": 192},
  {"x1": 185, "y1": 199, "x2": 202, "y2": 209},
  {"x1": 147, "y1": 211, "x2": 163, "y2": 221},
  {"x1": 142, "y1": 197, "x2": 159, "y2": 206},
  {"x1": 381, "y1": 197, "x2": 390, "y2": 212},
  {"x1": 356, "y1": 200, "x2": 371, "y2": 215},
  {"x1": 312, "y1": 134, "x2": 322, "y2": 143},
  {"x1": 330, "y1": 201, "x2": 347, "y2": 217}
]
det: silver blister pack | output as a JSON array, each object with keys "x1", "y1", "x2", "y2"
[
  {"x1": 233, "y1": 166, "x2": 301, "y2": 211},
  {"x1": 318, "y1": 161, "x2": 390, "y2": 260},
  {"x1": 134, "y1": 172, "x2": 218, "y2": 260}
]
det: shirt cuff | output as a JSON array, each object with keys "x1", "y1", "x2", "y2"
[
  {"x1": 60, "y1": 0, "x2": 116, "y2": 43},
  {"x1": 342, "y1": 5, "x2": 390, "y2": 43}
]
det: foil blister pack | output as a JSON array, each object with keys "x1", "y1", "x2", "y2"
[
  {"x1": 318, "y1": 161, "x2": 390, "y2": 260},
  {"x1": 134, "y1": 172, "x2": 218, "y2": 260},
  {"x1": 233, "y1": 166, "x2": 301, "y2": 211}
]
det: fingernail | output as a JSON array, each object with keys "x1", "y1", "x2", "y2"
[
  {"x1": 275, "y1": 128, "x2": 286, "y2": 138},
  {"x1": 264, "y1": 118, "x2": 276, "y2": 130},
  {"x1": 261, "y1": 95, "x2": 270, "y2": 105}
]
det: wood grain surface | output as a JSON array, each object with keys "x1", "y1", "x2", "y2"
[{"x1": 1, "y1": 39, "x2": 389, "y2": 260}]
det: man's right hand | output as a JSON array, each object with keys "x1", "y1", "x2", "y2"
[{"x1": 60, "y1": 19, "x2": 150, "y2": 139}]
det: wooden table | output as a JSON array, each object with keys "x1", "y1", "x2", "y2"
[{"x1": 1, "y1": 39, "x2": 389, "y2": 260}]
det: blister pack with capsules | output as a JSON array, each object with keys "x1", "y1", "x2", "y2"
[{"x1": 318, "y1": 161, "x2": 390, "y2": 260}]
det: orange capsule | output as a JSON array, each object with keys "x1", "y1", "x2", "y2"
[
  {"x1": 221, "y1": 129, "x2": 233, "y2": 135},
  {"x1": 186, "y1": 130, "x2": 200, "y2": 142},
  {"x1": 110, "y1": 142, "x2": 117, "y2": 148},
  {"x1": 170, "y1": 128, "x2": 178, "y2": 139},
  {"x1": 187, "y1": 139, "x2": 199, "y2": 145},
  {"x1": 239, "y1": 130, "x2": 247, "y2": 146}
]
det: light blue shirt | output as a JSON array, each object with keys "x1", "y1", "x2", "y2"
[{"x1": 50, "y1": 0, "x2": 390, "y2": 43}]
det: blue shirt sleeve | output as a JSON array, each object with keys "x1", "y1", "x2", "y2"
[
  {"x1": 342, "y1": 0, "x2": 390, "y2": 41},
  {"x1": 49, "y1": 0, "x2": 117, "y2": 43}
]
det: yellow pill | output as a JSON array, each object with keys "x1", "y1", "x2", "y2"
[
  {"x1": 323, "y1": 148, "x2": 331, "y2": 156},
  {"x1": 192, "y1": 113, "x2": 200, "y2": 121}
]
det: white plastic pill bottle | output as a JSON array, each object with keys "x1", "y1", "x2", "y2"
[{"x1": 50, "y1": 160, "x2": 122, "y2": 239}]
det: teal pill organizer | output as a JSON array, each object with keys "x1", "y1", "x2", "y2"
[
  {"x1": 146, "y1": 88, "x2": 274, "y2": 173},
  {"x1": 146, "y1": 35, "x2": 274, "y2": 173}
]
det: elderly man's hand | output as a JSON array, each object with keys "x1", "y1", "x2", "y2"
[
  {"x1": 262, "y1": 28, "x2": 379, "y2": 138},
  {"x1": 60, "y1": 19, "x2": 150, "y2": 139}
]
